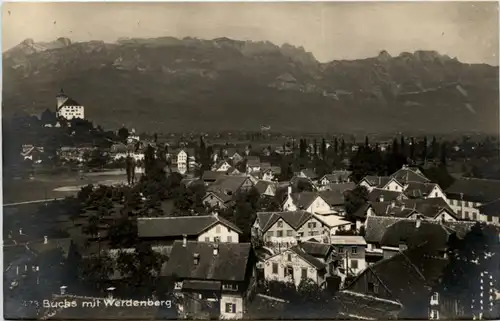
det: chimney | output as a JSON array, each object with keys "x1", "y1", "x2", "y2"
[
  {"x1": 401, "y1": 204, "x2": 405, "y2": 210},
  {"x1": 379, "y1": 195, "x2": 384, "y2": 203},
  {"x1": 193, "y1": 253, "x2": 200, "y2": 265},
  {"x1": 60, "y1": 285, "x2": 67, "y2": 295},
  {"x1": 416, "y1": 215, "x2": 422, "y2": 228},
  {"x1": 44, "y1": 236, "x2": 48, "y2": 244},
  {"x1": 106, "y1": 287, "x2": 116, "y2": 299},
  {"x1": 287, "y1": 185, "x2": 292, "y2": 196},
  {"x1": 213, "y1": 242, "x2": 219, "y2": 255},
  {"x1": 182, "y1": 234, "x2": 187, "y2": 247},
  {"x1": 16, "y1": 266, "x2": 19, "y2": 275},
  {"x1": 19, "y1": 228, "x2": 23, "y2": 235}
]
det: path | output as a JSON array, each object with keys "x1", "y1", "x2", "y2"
[{"x1": 3, "y1": 199, "x2": 63, "y2": 207}]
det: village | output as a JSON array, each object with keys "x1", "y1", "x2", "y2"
[{"x1": 3, "y1": 90, "x2": 500, "y2": 320}]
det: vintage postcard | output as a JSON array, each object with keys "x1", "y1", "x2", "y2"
[{"x1": 2, "y1": 1, "x2": 500, "y2": 320}]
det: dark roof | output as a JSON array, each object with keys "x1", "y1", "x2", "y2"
[
  {"x1": 256, "y1": 211, "x2": 313, "y2": 232},
  {"x1": 290, "y1": 192, "x2": 323, "y2": 209},
  {"x1": 182, "y1": 280, "x2": 221, "y2": 291},
  {"x1": 361, "y1": 176, "x2": 401, "y2": 188},
  {"x1": 58, "y1": 96, "x2": 82, "y2": 109},
  {"x1": 390, "y1": 167, "x2": 430, "y2": 184},
  {"x1": 322, "y1": 182, "x2": 356, "y2": 193},
  {"x1": 369, "y1": 198, "x2": 456, "y2": 219},
  {"x1": 247, "y1": 156, "x2": 261, "y2": 166},
  {"x1": 368, "y1": 188, "x2": 405, "y2": 202},
  {"x1": 335, "y1": 290, "x2": 402, "y2": 320},
  {"x1": 445, "y1": 178, "x2": 500, "y2": 203},
  {"x1": 404, "y1": 182, "x2": 439, "y2": 199},
  {"x1": 298, "y1": 241, "x2": 334, "y2": 258},
  {"x1": 161, "y1": 241, "x2": 252, "y2": 281},
  {"x1": 207, "y1": 176, "x2": 251, "y2": 194},
  {"x1": 478, "y1": 198, "x2": 500, "y2": 217},
  {"x1": 255, "y1": 181, "x2": 274, "y2": 194},
  {"x1": 202, "y1": 171, "x2": 225, "y2": 181},
  {"x1": 204, "y1": 190, "x2": 233, "y2": 203},
  {"x1": 321, "y1": 171, "x2": 352, "y2": 183},
  {"x1": 137, "y1": 214, "x2": 242, "y2": 238},
  {"x1": 364, "y1": 216, "x2": 475, "y2": 244},
  {"x1": 348, "y1": 244, "x2": 448, "y2": 306},
  {"x1": 288, "y1": 246, "x2": 326, "y2": 270},
  {"x1": 27, "y1": 238, "x2": 73, "y2": 259},
  {"x1": 379, "y1": 220, "x2": 451, "y2": 249},
  {"x1": 299, "y1": 169, "x2": 319, "y2": 179},
  {"x1": 319, "y1": 190, "x2": 345, "y2": 206}
]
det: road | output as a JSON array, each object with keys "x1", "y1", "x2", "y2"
[{"x1": 3, "y1": 199, "x2": 64, "y2": 207}]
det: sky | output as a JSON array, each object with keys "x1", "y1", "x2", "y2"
[{"x1": 2, "y1": 1, "x2": 499, "y2": 65}]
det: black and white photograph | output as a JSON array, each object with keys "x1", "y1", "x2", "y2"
[{"x1": 2, "y1": 1, "x2": 500, "y2": 319}]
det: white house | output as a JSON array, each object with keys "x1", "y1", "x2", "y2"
[
  {"x1": 55, "y1": 89, "x2": 84, "y2": 120},
  {"x1": 177, "y1": 149, "x2": 196, "y2": 175},
  {"x1": 359, "y1": 176, "x2": 405, "y2": 192},
  {"x1": 282, "y1": 188, "x2": 334, "y2": 215},
  {"x1": 213, "y1": 160, "x2": 232, "y2": 172}
]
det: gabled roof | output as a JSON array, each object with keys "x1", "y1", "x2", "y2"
[
  {"x1": 346, "y1": 244, "x2": 448, "y2": 306},
  {"x1": 58, "y1": 96, "x2": 83, "y2": 109},
  {"x1": 297, "y1": 241, "x2": 335, "y2": 258},
  {"x1": 246, "y1": 156, "x2": 261, "y2": 166},
  {"x1": 213, "y1": 160, "x2": 230, "y2": 170},
  {"x1": 368, "y1": 198, "x2": 456, "y2": 219},
  {"x1": 330, "y1": 236, "x2": 367, "y2": 246},
  {"x1": 289, "y1": 191, "x2": 325, "y2": 209},
  {"x1": 27, "y1": 238, "x2": 73, "y2": 259},
  {"x1": 445, "y1": 177, "x2": 500, "y2": 203},
  {"x1": 207, "y1": 176, "x2": 251, "y2": 194},
  {"x1": 298, "y1": 169, "x2": 319, "y2": 179},
  {"x1": 360, "y1": 176, "x2": 403, "y2": 189},
  {"x1": 320, "y1": 171, "x2": 352, "y2": 183},
  {"x1": 256, "y1": 211, "x2": 313, "y2": 232},
  {"x1": 137, "y1": 214, "x2": 242, "y2": 238},
  {"x1": 335, "y1": 290, "x2": 402, "y2": 320},
  {"x1": 161, "y1": 241, "x2": 252, "y2": 281},
  {"x1": 379, "y1": 220, "x2": 451, "y2": 249},
  {"x1": 368, "y1": 188, "x2": 406, "y2": 202},
  {"x1": 390, "y1": 167, "x2": 430, "y2": 184},
  {"x1": 403, "y1": 182, "x2": 439, "y2": 199},
  {"x1": 202, "y1": 171, "x2": 226, "y2": 181},
  {"x1": 289, "y1": 246, "x2": 327, "y2": 270},
  {"x1": 319, "y1": 190, "x2": 345, "y2": 206},
  {"x1": 322, "y1": 182, "x2": 356, "y2": 193},
  {"x1": 255, "y1": 181, "x2": 275, "y2": 194}
]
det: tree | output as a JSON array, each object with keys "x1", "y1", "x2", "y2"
[
  {"x1": 436, "y1": 223, "x2": 499, "y2": 318},
  {"x1": 364, "y1": 136, "x2": 369, "y2": 149},
  {"x1": 422, "y1": 165, "x2": 455, "y2": 190},
  {"x1": 421, "y1": 136, "x2": 428, "y2": 164},
  {"x1": 108, "y1": 215, "x2": 139, "y2": 248},
  {"x1": 118, "y1": 127, "x2": 129, "y2": 143},
  {"x1": 440, "y1": 142, "x2": 448, "y2": 166},
  {"x1": 410, "y1": 137, "x2": 416, "y2": 160},
  {"x1": 143, "y1": 144, "x2": 156, "y2": 177},
  {"x1": 344, "y1": 186, "x2": 369, "y2": 220},
  {"x1": 321, "y1": 138, "x2": 327, "y2": 160}
]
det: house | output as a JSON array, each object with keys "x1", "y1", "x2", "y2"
[
  {"x1": 263, "y1": 243, "x2": 337, "y2": 288},
  {"x1": 295, "y1": 169, "x2": 319, "y2": 181},
  {"x1": 445, "y1": 177, "x2": 500, "y2": 221},
  {"x1": 21, "y1": 145, "x2": 44, "y2": 162},
  {"x1": 137, "y1": 213, "x2": 242, "y2": 246},
  {"x1": 55, "y1": 89, "x2": 85, "y2": 120},
  {"x1": 318, "y1": 190, "x2": 347, "y2": 215},
  {"x1": 282, "y1": 188, "x2": 333, "y2": 214},
  {"x1": 359, "y1": 176, "x2": 405, "y2": 192},
  {"x1": 110, "y1": 143, "x2": 144, "y2": 162},
  {"x1": 289, "y1": 176, "x2": 317, "y2": 191},
  {"x1": 262, "y1": 167, "x2": 281, "y2": 182},
  {"x1": 390, "y1": 165, "x2": 431, "y2": 184},
  {"x1": 253, "y1": 211, "x2": 352, "y2": 250},
  {"x1": 368, "y1": 188, "x2": 408, "y2": 203},
  {"x1": 225, "y1": 150, "x2": 243, "y2": 164},
  {"x1": 404, "y1": 182, "x2": 447, "y2": 200},
  {"x1": 334, "y1": 290, "x2": 403, "y2": 320},
  {"x1": 359, "y1": 198, "x2": 458, "y2": 222},
  {"x1": 478, "y1": 199, "x2": 500, "y2": 225},
  {"x1": 161, "y1": 241, "x2": 256, "y2": 319},
  {"x1": 212, "y1": 160, "x2": 232, "y2": 172},
  {"x1": 246, "y1": 156, "x2": 261, "y2": 173},
  {"x1": 176, "y1": 148, "x2": 196, "y2": 175},
  {"x1": 318, "y1": 170, "x2": 352, "y2": 187},
  {"x1": 202, "y1": 171, "x2": 226, "y2": 184},
  {"x1": 225, "y1": 167, "x2": 241, "y2": 175},
  {"x1": 378, "y1": 217, "x2": 450, "y2": 259},
  {"x1": 329, "y1": 236, "x2": 367, "y2": 276},
  {"x1": 254, "y1": 181, "x2": 277, "y2": 197},
  {"x1": 207, "y1": 176, "x2": 254, "y2": 195},
  {"x1": 342, "y1": 243, "x2": 448, "y2": 319}
]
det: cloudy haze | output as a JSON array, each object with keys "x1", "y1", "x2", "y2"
[{"x1": 2, "y1": 1, "x2": 499, "y2": 65}]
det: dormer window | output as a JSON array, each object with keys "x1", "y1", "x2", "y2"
[{"x1": 174, "y1": 282, "x2": 183, "y2": 290}]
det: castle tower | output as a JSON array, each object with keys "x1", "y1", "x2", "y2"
[{"x1": 56, "y1": 88, "x2": 68, "y2": 110}]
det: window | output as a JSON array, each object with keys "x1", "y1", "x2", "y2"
[
  {"x1": 430, "y1": 310, "x2": 439, "y2": 320},
  {"x1": 308, "y1": 222, "x2": 317, "y2": 228},
  {"x1": 277, "y1": 221, "x2": 283, "y2": 228},
  {"x1": 222, "y1": 284, "x2": 238, "y2": 291},
  {"x1": 284, "y1": 266, "x2": 294, "y2": 279},
  {"x1": 227, "y1": 235, "x2": 232, "y2": 242},
  {"x1": 205, "y1": 237, "x2": 210, "y2": 242},
  {"x1": 287, "y1": 254, "x2": 292, "y2": 262},
  {"x1": 286, "y1": 230, "x2": 293, "y2": 237},
  {"x1": 277, "y1": 231, "x2": 283, "y2": 237},
  {"x1": 472, "y1": 213, "x2": 477, "y2": 221},
  {"x1": 351, "y1": 247, "x2": 357, "y2": 254},
  {"x1": 368, "y1": 282, "x2": 375, "y2": 293},
  {"x1": 225, "y1": 303, "x2": 236, "y2": 313},
  {"x1": 227, "y1": 227, "x2": 231, "y2": 232},
  {"x1": 267, "y1": 231, "x2": 274, "y2": 237},
  {"x1": 466, "y1": 201, "x2": 470, "y2": 207},
  {"x1": 350, "y1": 259, "x2": 358, "y2": 269},
  {"x1": 272, "y1": 263, "x2": 278, "y2": 274},
  {"x1": 301, "y1": 268, "x2": 308, "y2": 279},
  {"x1": 465, "y1": 211, "x2": 469, "y2": 219},
  {"x1": 432, "y1": 292, "x2": 439, "y2": 302},
  {"x1": 338, "y1": 247, "x2": 344, "y2": 253},
  {"x1": 216, "y1": 225, "x2": 221, "y2": 233},
  {"x1": 487, "y1": 216, "x2": 493, "y2": 222}
]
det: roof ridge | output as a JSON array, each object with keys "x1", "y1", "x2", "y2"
[
  {"x1": 400, "y1": 248, "x2": 427, "y2": 281},
  {"x1": 138, "y1": 215, "x2": 215, "y2": 220}
]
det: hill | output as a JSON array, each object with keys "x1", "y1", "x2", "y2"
[{"x1": 2, "y1": 37, "x2": 499, "y2": 134}]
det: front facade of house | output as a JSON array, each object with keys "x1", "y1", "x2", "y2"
[
  {"x1": 447, "y1": 198, "x2": 483, "y2": 221},
  {"x1": 177, "y1": 150, "x2": 189, "y2": 174},
  {"x1": 214, "y1": 161, "x2": 232, "y2": 172},
  {"x1": 263, "y1": 249, "x2": 325, "y2": 288},
  {"x1": 330, "y1": 236, "x2": 367, "y2": 276},
  {"x1": 56, "y1": 90, "x2": 85, "y2": 120},
  {"x1": 203, "y1": 192, "x2": 230, "y2": 209},
  {"x1": 359, "y1": 177, "x2": 405, "y2": 193},
  {"x1": 198, "y1": 224, "x2": 240, "y2": 243}
]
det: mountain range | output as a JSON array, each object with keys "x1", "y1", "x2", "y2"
[{"x1": 2, "y1": 36, "x2": 499, "y2": 135}]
